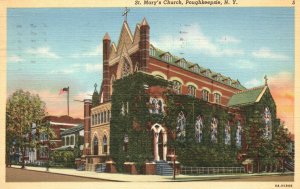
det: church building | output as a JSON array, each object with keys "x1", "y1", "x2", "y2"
[{"x1": 80, "y1": 17, "x2": 279, "y2": 175}]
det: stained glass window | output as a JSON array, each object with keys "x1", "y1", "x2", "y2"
[
  {"x1": 236, "y1": 121, "x2": 242, "y2": 147},
  {"x1": 149, "y1": 97, "x2": 164, "y2": 114},
  {"x1": 211, "y1": 117, "x2": 218, "y2": 143},
  {"x1": 176, "y1": 111, "x2": 186, "y2": 141},
  {"x1": 195, "y1": 115, "x2": 204, "y2": 143},
  {"x1": 224, "y1": 121, "x2": 231, "y2": 145},
  {"x1": 263, "y1": 107, "x2": 272, "y2": 140}
]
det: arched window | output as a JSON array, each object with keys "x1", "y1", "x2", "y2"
[
  {"x1": 123, "y1": 134, "x2": 129, "y2": 152},
  {"x1": 224, "y1": 121, "x2": 231, "y2": 145},
  {"x1": 172, "y1": 80, "x2": 182, "y2": 94},
  {"x1": 103, "y1": 135, "x2": 108, "y2": 154},
  {"x1": 211, "y1": 117, "x2": 218, "y2": 144},
  {"x1": 195, "y1": 115, "x2": 204, "y2": 143},
  {"x1": 101, "y1": 112, "x2": 103, "y2": 124},
  {"x1": 155, "y1": 75, "x2": 164, "y2": 79},
  {"x1": 214, "y1": 93, "x2": 221, "y2": 104},
  {"x1": 110, "y1": 75, "x2": 116, "y2": 96},
  {"x1": 93, "y1": 136, "x2": 98, "y2": 155},
  {"x1": 104, "y1": 111, "x2": 107, "y2": 123},
  {"x1": 188, "y1": 85, "x2": 196, "y2": 97},
  {"x1": 263, "y1": 107, "x2": 272, "y2": 140},
  {"x1": 121, "y1": 58, "x2": 131, "y2": 77},
  {"x1": 202, "y1": 89, "x2": 209, "y2": 101},
  {"x1": 176, "y1": 111, "x2": 186, "y2": 141},
  {"x1": 98, "y1": 113, "x2": 100, "y2": 124},
  {"x1": 236, "y1": 121, "x2": 242, "y2": 147}
]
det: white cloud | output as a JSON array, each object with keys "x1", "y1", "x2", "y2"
[
  {"x1": 244, "y1": 78, "x2": 262, "y2": 88},
  {"x1": 27, "y1": 47, "x2": 60, "y2": 59},
  {"x1": 85, "y1": 63, "x2": 102, "y2": 73},
  {"x1": 71, "y1": 45, "x2": 102, "y2": 58},
  {"x1": 218, "y1": 36, "x2": 240, "y2": 44},
  {"x1": 231, "y1": 60, "x2": 255, "y2": 69},
  {"x1": 7, "y1": 55, "x2": 24, "y2": 63},
  {"x1": 152, "y1": 23, "x2": 244, "y2": 57},
  {"x1": 252, "y1": 47, "x2": 289, "y2": 60}
]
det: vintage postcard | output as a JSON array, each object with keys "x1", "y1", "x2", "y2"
[{"x1": 0, "y1": 0, "x2": 298, "y2": 189}]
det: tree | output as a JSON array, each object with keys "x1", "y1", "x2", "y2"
[{"x1": 6, "y1": 89, "x2": 46, "y2": 168}]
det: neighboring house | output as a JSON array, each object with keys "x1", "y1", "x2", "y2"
[
  {"x1": 22, "y1": 115, "x2": 83, "y2": 164},
  {"x1": 56, "y1": 124, "x2": 84, "y2": 151}
]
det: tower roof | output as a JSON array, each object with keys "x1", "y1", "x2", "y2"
[
  {"x1": 103, "y1": 32, "x2": 111, "y2": 40},
  {"x1": 141, "y1": 17, "x2": 149, "y2": 26}
]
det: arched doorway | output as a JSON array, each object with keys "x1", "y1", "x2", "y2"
[
  {"x1": 93, "y1": 136, "x2": 98, "y2": 155},
  {"x1": 151, "y1": 123, "x2": 167, "y2": 161}
]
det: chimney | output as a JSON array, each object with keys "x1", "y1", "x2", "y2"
[
  {"x1": 83, "y1": 99, "x2": 92, "y2": 155},
  {"x1": 102, "y1": 32, "x2": 111, "y2": 102},
  {"x1": 139, "y1": 18, "x2": 150, "y2": 72}
]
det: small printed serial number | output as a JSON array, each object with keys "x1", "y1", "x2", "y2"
[{"x1": 275, "y1": 184, "x2": 293, "y2": 188}]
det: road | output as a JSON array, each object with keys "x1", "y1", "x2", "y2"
[{"x1": 6, "y1": 167, "x2": 109, "y2": 182}]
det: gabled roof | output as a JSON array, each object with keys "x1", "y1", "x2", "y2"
[
  {"x1": 149, "y1": 44, "x2": 246, "y2": 90},
  {"x1": 228, "y1": 85, "x2": 267, "y2": 107},
  {"x1": 61, "y1": 124, "x2": 83, "y2": 136}
]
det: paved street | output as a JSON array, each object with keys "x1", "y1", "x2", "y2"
[{"x1": 6, "y1": 167, "x2": 109, "y2": 182}]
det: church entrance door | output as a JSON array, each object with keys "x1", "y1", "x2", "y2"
[{"x1": 151, "y1": 123, "x2": 167, "y2": 161}]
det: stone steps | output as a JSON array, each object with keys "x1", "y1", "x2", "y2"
[{"x1": 155, "y1": 160, "x2": 173, "y2": 176}]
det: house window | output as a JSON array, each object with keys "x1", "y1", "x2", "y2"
[
  {"x1": 179, "y1": 59, "x2": 187, "y2": 68},
  {"x1": 202, "y1": 89, "x2": 209, "y2": 101},
  {"x1": 71, "y1": 135, "x2": 75, "y2": 145},
  {"x1": 62, "y1": 137, "x2": 65, "y2": 146},
  {"x1": 172, "y1": 80, "x2": 182, "y2": 94},
  {"x1": 193, "y1": 66, "x2": 199, "y2": 73},
  {"x1": 39, "y1": 146, "x2": 48, "y2": 158},
  {"x1": 98, "y1": 113, "x2": 101, "y2": 124},
  {"x1": 103, "y1": 135, "x2": 108, "y2": 154},
  {"x1": 214, "y1": 93, "x2": 221, "y2": 104},
  {"x1": 188, "y1": 85, "x2": 196, "y2": 97},
  {"x1": 93, "y1": 136, "x2": 98, "y2": 155},
  {"x1": 66, "y1": 137, "x2": 70, "y2": 146},
  {"x1": 162, "y1": 54, "x2": 172, "y2": 62},
  {"x1": 101, "y1": 112, "x2": 103, "y2": 124},
  {"x1": 150, "y1": 47, "x2": 156, "y2": 56}
]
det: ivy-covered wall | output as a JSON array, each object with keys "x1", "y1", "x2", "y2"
[
  {"x1": 165, "y1": 95, "x2": 240, "y2": 167},
  {"x1": 110, "y1": 73, "x2": 283, "y2": 172},
  {"x1": 110, "y1": 72, "x2": 171, "y2": 172}
]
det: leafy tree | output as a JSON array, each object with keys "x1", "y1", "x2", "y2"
[{"x1": 6, "y1": 89, "x2": 46, "y2": 168}]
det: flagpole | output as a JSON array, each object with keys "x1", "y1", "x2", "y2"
[{"x1": 67, "y1": 86, "x2": 69, "y2": 116}]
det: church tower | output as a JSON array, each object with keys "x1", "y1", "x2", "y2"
[
  {"x1": 102, "y1": 32, "x2": 111, "y2": 102},
  {"x1": 139, "y1": 18, "x2": 150, "y2": 72}
]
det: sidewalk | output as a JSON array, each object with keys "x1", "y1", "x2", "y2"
[{"x1": 10, "y1": 165, "x2": 293, "y2": 182}]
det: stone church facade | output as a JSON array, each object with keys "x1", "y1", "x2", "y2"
[{"x1": 80, "y1": 18, "x2": 278, "y2": 174}]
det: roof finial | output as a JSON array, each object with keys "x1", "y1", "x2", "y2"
[
  {"x1": 122, "y1": 7, "x2": 130, "y2": 22},
  {"x1": 264, "y1": 75, "x2": 268, "y2": 86},
  {"x1": 94, "y1": 83, "x2": 98, "y2": 91}
]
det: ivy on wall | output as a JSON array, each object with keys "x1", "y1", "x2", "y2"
[{"x1": 110, "y1": 73, "x2": 287, "y2": 172}]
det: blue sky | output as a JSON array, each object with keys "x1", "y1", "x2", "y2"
[{"x1": 7, "y1": 8, "x2": 294, "y2": 120}]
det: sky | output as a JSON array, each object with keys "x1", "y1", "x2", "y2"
[{"x1": 7, "y1": 8, "x2": 294, "y2": 132}]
